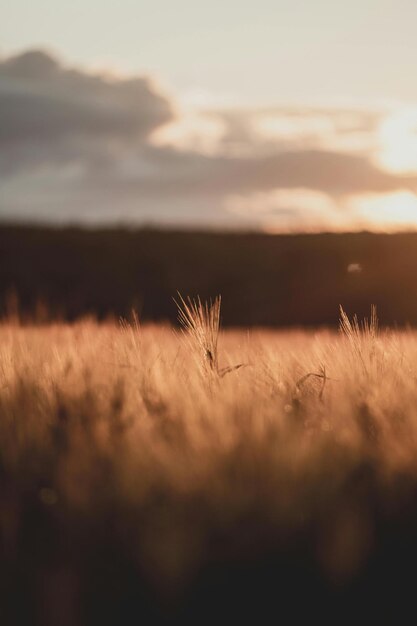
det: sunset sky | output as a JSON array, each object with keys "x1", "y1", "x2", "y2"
[{"x1": 2, "y1": 0, "x2": 417, "y2": 231}]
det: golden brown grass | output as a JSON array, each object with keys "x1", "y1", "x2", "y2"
[{"x1": 2, "y1": 306, "x2": 417, "y2": 623}]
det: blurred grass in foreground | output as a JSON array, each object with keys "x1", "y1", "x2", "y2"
[{"x1": 1, "y1": 315, "x2": 417, "y2": 624}]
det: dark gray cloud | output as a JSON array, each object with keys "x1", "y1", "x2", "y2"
[
  {"x1": 135, "y1": 147, "x2": 409, "y2": 196},
  {"x1": 0, "y1": 49, "x2": 172, "y2": 168},
  {"x1": 1, "y1": 48, "x2": 417, "y2": 228}
]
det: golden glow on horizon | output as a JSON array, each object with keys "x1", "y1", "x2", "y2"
[
  {"x1": 352, "y1": 191, "x2": 417, "y2": 230},
  {"x1": 225, "y1": 188, "x2": 335, "y2": 216},
  {"x1": 377, "y1": 109, "x2": 417, "y2": 174},
  {"x1": 226, "y1": 188, "x2": 417, "y2": 233},
  {"x1": 225, "y1": 188, "x2": 349, "y2": 232}
]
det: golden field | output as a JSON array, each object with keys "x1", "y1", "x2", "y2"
[{"x1": 2, "y1": 306, "x2": 417, "y2": 624}]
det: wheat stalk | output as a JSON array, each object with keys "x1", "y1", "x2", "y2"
[
  {"x1": 175, "y1": 293, "x2": 246, "y2": 377},
  {"x1": 339, "y1": 305, "x2": 380, "y2": 376},
  {"x1": 175, "y1": 293, "x2": 221, "y2": 372}
]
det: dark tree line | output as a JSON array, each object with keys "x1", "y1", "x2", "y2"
[{"x1": 0, "y1": 225, "x2": 416, "y2": 327}]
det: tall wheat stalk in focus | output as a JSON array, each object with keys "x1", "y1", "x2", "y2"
[
  {"x1": 175, "y1": 294, "x2": 245, "y2": 377},
  {"x1": 339, "y1": 304, "x2": 380, "y2": 376},
  {"x1": 339, "y1": 305, "x2": 378, "y2": 342},
  {"x1": 176, "y1": 294, "x2": 221, "y2": 372}
]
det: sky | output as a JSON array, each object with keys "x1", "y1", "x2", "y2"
[{"x1": 2, "y1": 0, "x2": 417, "y2": 231}]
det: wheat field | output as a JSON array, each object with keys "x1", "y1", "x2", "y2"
[{"x1": 2, "y1": 304, "x2": 417, "y2": 624}]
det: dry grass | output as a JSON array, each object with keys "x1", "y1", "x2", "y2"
[
  {"x1": 175, "y1": 293, "x2": 221, "y2": 372},
  {"x1": 2, "y1": 307, "x2": 417, "y2": 623}
]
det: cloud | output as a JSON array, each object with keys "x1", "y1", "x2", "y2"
[
  {"x1": 225, "y1": 188, "x2": 346, "y2": 232},
  {"x1": 0, "y1": 49, "x2": 172, "y2": 173},
  {"x1": 152, "y1": 106, "x2": 383, "y2": 157},
  {"x1": 116, "y1": 147, "x2": 413, "y2": 197},
  {"x1": 2, "y1": 48, "x2": 417, "y2": 230}
]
